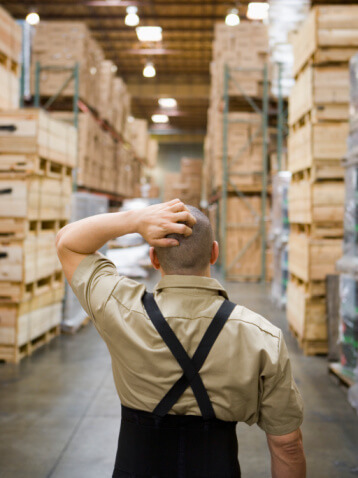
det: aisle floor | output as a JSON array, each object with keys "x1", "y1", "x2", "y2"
[{"x1": 0, "y1": 271, "x2": 358, "y2": 478}]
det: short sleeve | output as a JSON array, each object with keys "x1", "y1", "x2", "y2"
[
  {"x1": 70, "y1": 253, "x2": 120, "y2": 326},
  {"x1": 257, "y1": 331, "x2": 304, "y2": 435}
]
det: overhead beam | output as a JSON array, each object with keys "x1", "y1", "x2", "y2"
[
  {"x1": 32, "y1": 14, "x2": 227, "y2": 20},
  {"x1": 127, "y1": 82, "x2": 210, "y2": 99},
  {"x1": 1, "y1": 0, "x2": 237, "y2": 5}
]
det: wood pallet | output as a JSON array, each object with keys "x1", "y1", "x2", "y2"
[
  {"x1": 0, "y1": 49, "x2": 19, "y2": 76},
  {"x1": 328, "y1": 362, "x2": 355, "y2": 388},
  {"x1": 0, "y1": 218, "x2": 67, "y2": 240},
  {"x1": 0, "y1": 154, "x2": 72, "y2": 179},
  {"x1": 0, "y1": 324, "x2": 60, "y2": 364},
  {"x1": 0, "y1": 270, "x2": 63, "y2": 303},
  {"x1": 289, "y1": 323, "x2": 328, "y2": 356}
]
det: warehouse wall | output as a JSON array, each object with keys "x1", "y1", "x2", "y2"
[{"x1": 155, "y1": 142, "x2": 203, "y2": 200}]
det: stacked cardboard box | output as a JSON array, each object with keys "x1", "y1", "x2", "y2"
[
  {"x1": 31, "y1": 22, "x2": 132, "y2": 138},
  {"x1": 164, "y1": 158, "x2": 202, "y2": 208},
  {"x1": 286, "y1": 6, "x2": 358, "y2": 354},
  {"x1": 126, "y1": 118, "x2": 149, "y2": 162},
  {"x1": 31, "y1": 22, "x2": 103, "y2": 109},
  {"x1": 204, "y1": 22, "x2": 270, "y2": 281},
  {"x1": 0, "y1": 7, "x2": 22, "y2": 109},
  {"x1": 51, "y1": 111, "x2": 142, "y2": 197},
  {"x1": 0, "y1": 109, "x2": 76, "y2": 362}
]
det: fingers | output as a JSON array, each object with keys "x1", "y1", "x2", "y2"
[
  {"x1": 173, "y1": 211, "x2": 196, "y2": 227},
  {"x1": 167, "y1": 222, "x2": 193, "y2": 236},
  {"x1": 154, "y1": 238, "x2": 179, "y2": 247}
]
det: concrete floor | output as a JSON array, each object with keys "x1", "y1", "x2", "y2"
[{"x1": 0, "y1": 270, "x2": 358, "y2": 478}]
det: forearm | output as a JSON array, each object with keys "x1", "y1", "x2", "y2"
[
  {"x1": 267, "y1": 429, "x2": 306, "y2": 478},
  {"x1": 57, "y1": 211, "x2": 136, "y2": 254},
  {"x1": 270, "y1": 450, "x2": 306, "y2": 478}
]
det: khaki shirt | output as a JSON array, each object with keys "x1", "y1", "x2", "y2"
[{"x1": 71, "y1": 254, "x2": 303, "y2": 435}]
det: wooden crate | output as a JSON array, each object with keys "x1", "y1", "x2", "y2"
[
  {"x1": 0, "y1": 298, "x2": 63, "y2": 363},
  {"x1": 0, "y1": 270, "x2": 63, "y2": 303},
  {"x1": 31, "y1": 21, "x2": 103, "y2": 109},
  {"x1": 0, "y1": 63, "x2": 19, "y2": 110},
  {"x1": 0, "y1": 109, "x2": 77, "y2": 168},
  {"x1": 289, "y1": 65, "x2": 349, "y2": 126},
  {"x1": 0, "y1": 177, "x2": 72, "y2": 220},
  {"x1": 292, "y1": 5, "x2": 358, "y2": 77},
  {"x1": 288, "y1": 230, "x2": 342, "y2": 282},
  {"x1": 0, "y1": 6, "x2": 22, "y2": 65},
  {"x1": 289, "y1": 178, "x2": 345, "y2": 234},
  {"x1": 287, "y1": 276, "x2": 328, "y2": 355},
  {"x1": 0, "y1": 231, "x2": 61, "y2": 284},
  {"x1": 147, "y1": 138, "x2": 158, "y2": 169},
  {"x1": 288, "y1": 121, "x2": 348, "y2": 177}
]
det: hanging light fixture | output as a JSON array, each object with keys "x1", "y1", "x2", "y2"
[
  {"x1": 158, "y1": 98, "x2": 177, "y2": 108},
  {"x1": 125, "y1": 6, "x2": 140, "y2": 27},
  {"x1": 136, "y1": 26, "x2": 162, "y2": 42},
  {"x1": 143, "y1": 61, "x2": 156, "y2": 78},
  {"x1": 26, "y1": 11, "x2": 40, "y2": 25},
  {"x1": 225, "y1": 8, "x2": 240, "y2": 26},
  {"x1": 247, "y1": 2, "x2": 269, "y2": 20},
  {"x1": 152, "y1": 114, "x2": 169, "y2": 124}
]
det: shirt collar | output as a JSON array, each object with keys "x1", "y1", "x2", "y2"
[{"x1": 154, "y1": 275, "x2": 229, "y2": 299}]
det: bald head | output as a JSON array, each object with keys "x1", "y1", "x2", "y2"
[{"x1": 154, "y1": 206, "x2": 214, "y2": 275}]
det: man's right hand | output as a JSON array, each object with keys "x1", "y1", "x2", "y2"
[
  {"x1": 135, "y1": 199, "x2": 197, "y2": 247},
  {"x1": 266, "y1": 428, "x2": 306, "y2": 478}
]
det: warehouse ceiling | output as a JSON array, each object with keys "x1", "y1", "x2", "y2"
[{"x1": 4, "y1": 0, "x2": 355, "y2": 137}]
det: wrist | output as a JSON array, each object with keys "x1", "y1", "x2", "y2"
[{"x1": 120, "y1": 209, "x2": 141, "y2": 236}]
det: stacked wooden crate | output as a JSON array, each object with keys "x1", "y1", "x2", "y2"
[
  {"x1": 51, "y1": 111, "x2": 141, "y2": 197},
  {"x1": 31, "y1": 22, "x2": 103, "y2": 110},
  {"x1": 163, "y1": 158, "x2": 202, "y2": 208},
  {"x1": 204, "y1": 22, "x2": 271, "y2": 280},
  {"x1": 0, "y1": 109, "x2": 76, "y2": 362},
  {"x1": 0, "y1": 7, "x2": 22, "y2": 109},
  {"x1": 286, "y1": 6, "x2": 358, "y2": 354}
]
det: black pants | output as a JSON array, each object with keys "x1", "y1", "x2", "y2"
[{"x1": 113, "y1": 406, "x2": 241, "y2": 478}]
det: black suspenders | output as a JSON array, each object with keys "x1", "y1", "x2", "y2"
[{"x1": 141, "y1": 292, "x2": 236, "y2": 421}]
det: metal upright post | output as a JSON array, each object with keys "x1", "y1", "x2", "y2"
[
  {"x1": 72, "y1": 63, "x2": 80, "y2": 192},
  {"x1": 221, "y1": 64, "x2": 230, "y2": 279},
  {"x1": 277, "y1": 62, "x2": 284, "y2": 172},
  {"x1": 261, "y1": 63, "x2": 269, "y2": 282},
  {"x1": 34, "y1": 61, "x2": 41, "y2": 107}
]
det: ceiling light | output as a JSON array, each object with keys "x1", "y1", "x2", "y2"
[
  {"x1": 225, "y1": 8, "x2": 240, "y2": 26},
  {"x1": 143, "y1": 62, "x2": 156, "y2": 78},
  {"x1": 26, "y1": 12, "x2": 40, "y2": 25},
  {"x1": 247, "y1": 2, "x2": 269, "y2": 20},
  {"x1": 136, "y1": 26, "x2": 162, "y2": 42},
  {"x1": 158, "y1": 98, "x2": 177, "y2": 108},
  {"x1": 125, "y1": 6, "x2": 139, "y2": 27},
  {"x1": 128, "y1": 116, "x2": 135, "y2": 123},
  {"x1": 152, "y1": 114, "x2": 169, "y2": 124},
  {"x1": 111, "y1": 64, "x2": 118, "y2": 73}
]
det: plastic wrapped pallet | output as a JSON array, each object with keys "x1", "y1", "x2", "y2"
[
  {"x1": 339, "y1": 274, "x2": 358, "y2": 373},
  {"x1": 62, "y1": 192, "x2": 108, "y2": 333}
]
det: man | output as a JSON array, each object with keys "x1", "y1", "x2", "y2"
[{"x1": 56, "y1": 199, "x2": 306, "y2": 478}]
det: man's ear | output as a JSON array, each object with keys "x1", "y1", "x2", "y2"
[
  {"x1": 210, "y1": 241, "x2": 219, "y2": 265},
  {"x1": 149, "y1": 247, "x2": 161, "y2": 270}
]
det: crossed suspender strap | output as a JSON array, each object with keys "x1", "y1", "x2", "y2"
[{"x1": 142, "y1": 292, "x2": 236, "y2": 421}]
